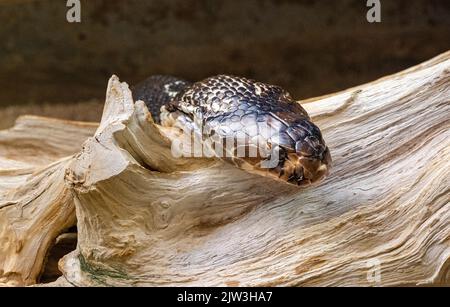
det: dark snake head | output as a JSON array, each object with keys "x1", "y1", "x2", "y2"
[
  {"x1": 135, "y1": 73, "x2": 332, "y2": 187},
  {"x1": 268, "y1": 119, "x2": 332, "y2": 186}
]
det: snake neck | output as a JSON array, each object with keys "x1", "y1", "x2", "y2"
[{"x1": 131, "y1": 75, "x2": 190, "y2": 123}]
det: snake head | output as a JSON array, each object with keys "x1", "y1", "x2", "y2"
[{"x1": 270, "y1": 120, "x2": 332, "y2": 186}]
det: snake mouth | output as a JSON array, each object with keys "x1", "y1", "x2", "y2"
[{"x1": 275, "y1": 146, "x2": 331, "y2": 186}]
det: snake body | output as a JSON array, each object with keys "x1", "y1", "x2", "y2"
[{"x1": 132, "y1": 75, "x2": 331, "y2": 186}]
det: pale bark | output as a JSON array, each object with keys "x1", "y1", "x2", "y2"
[{"x1": 0, "y1": 52, "x2": 449, "y2": 286}]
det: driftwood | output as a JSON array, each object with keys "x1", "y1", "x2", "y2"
[{"x1": 0, "y1": 52, "x2": 449, "y2": 287}]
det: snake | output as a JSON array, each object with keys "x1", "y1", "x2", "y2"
[{"x1": 132, "y1": 75, "x2": 331, "y2": 186}]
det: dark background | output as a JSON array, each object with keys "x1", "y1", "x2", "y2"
[{"x1": 0, "y1": 0, "x2": 449, "y2": 126}]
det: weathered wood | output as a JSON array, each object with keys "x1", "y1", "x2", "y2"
[
  {"x1": 0, "y1": 51, "x2": 449, "y2": 286},
  {"x1": 0, "y1": 117, "x2": 97, "y2": 285}
]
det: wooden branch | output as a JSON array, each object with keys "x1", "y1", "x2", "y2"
[
  {"x1": 0, "y1": 117, "x2": 96, "y2": 286},
  {"x1": 1, "y1": 51, "x2": 449, "y2": 286}
]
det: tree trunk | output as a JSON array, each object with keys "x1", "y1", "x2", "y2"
[{"x1": 0, "y1": 51, "x2": 449, "y2": 287}]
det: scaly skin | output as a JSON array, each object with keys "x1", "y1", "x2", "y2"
[{"x1": 133, "y1": 75, "x2": 331, "y2": 186}]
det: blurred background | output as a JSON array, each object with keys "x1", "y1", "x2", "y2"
[{"x1": 0, "y1": 0, "x2": 449, "y2": 129}]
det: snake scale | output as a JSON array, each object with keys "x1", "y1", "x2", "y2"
[{"x1": 132, "y1": 75, "x2": 331, "y2": 186}]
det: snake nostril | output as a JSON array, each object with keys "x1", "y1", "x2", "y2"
[{"x1": 295, "y1": 165, "x2": 304, "y2": 181}]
